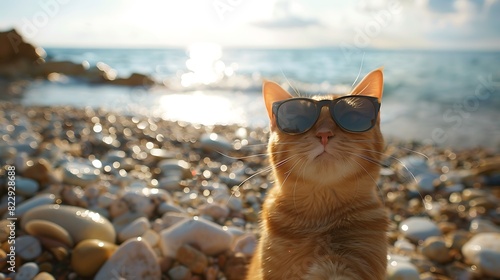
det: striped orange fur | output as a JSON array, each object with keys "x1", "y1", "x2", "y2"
[{"x1": 247, "y1": 68, "x2": 389, "y2": 279}]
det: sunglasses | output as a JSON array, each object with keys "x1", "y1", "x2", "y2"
[{"x1": 272, "y1": 95, "x2": 381, "y2": 134}]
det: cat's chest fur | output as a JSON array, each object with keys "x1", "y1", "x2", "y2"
[{"x1": 248, "y1": 182, "x2": 388, "y2": 279}]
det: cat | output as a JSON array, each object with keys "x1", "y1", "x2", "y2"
[{"x1": 247, "y1": 68, "x2": 389, "y2": 279}]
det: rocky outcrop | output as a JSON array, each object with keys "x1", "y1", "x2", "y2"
[
  {"x1": 34, "y1": 61, "x2": 88, "y2": 77},
  {"x1": 109, "y1": 73, "x2": 155, "y2": 87},
  {"x1": 0, "y1": 28, "x2": 156, "y2": 87},
  {"x1": 0, "y1": 29, "x2": 43, "y2": 64},
  {"x1": 0, "y1": 29, "x2": 45, "y2": 79}
]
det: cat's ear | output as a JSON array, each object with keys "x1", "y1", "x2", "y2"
[
  {"x1": 350, "y1": 67, "x2": 384, "y2": 101},
  {"x1": 263, "y1": 81, "x2": 293, "y2": 128}
]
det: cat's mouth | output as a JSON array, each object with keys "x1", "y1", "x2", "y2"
[{"x1": 314, "y1": 149, "x2": 333, "y2": 160}]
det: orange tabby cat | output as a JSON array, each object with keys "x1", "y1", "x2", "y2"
[{"x1": 247, "y1": 68, "x2": 389, "y2": 279}]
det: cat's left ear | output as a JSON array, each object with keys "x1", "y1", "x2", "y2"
[
  {"x1": 263, "y1": 81, "x2": 293, "y2": 129},
  {"x1": 350, "y1": 67, "x2": 384, "y2": 101}
]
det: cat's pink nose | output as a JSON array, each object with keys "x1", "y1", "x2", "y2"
[{"x1": 316, "y1": 131, "x2": 333, "y2": 146}]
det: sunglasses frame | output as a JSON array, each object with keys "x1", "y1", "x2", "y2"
[{"x1": 272, "y1": 95, "x2": 381, "y2": 135}]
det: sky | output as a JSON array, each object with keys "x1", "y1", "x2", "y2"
[{"x1": 1, "y1": 0, "x2": 499, "y2": 50}]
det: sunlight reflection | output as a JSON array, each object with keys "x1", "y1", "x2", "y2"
[
  {"x1": 158, "y1": 91, "x2": 245, "y2": 125},
  {"x1": 181, "y1": 43, "x2": 234, "y2": 87}
]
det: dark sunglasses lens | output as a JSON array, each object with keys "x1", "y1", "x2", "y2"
[
  {"x1": 277, "y1": 99, "x2": 318, "y2": 134},
  {"x1": 332, "y1": 97, "x2": 377, "y2": 132}
]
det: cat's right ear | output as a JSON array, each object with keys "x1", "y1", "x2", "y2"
[{"x1": 263, "y1": 81, "x2": 293, "y2": 129}]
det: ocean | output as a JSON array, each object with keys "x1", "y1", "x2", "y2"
[{"x1": 18, "y1": 45, "x2": 500, "y2": 149}]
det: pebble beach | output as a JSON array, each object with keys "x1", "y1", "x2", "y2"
[{"x1": 0, "y1": 101, "x2": 499, "y2": 280}]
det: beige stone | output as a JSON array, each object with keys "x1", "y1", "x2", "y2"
[
  {"x1": 24, "y1": 219, "x2": 74, "y2": 247},
  {"x1": 71, "y1": 239, "x2": 117, "y2": 278},
  {"x1": 95, "y1": 238, "x2": 161, "y2": 280},
  {"x1": 21, "y1": 204, "x2": 116, "y2": 243}
]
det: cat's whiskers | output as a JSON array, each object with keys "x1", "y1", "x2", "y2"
[
  {"x1": 281, "y1": 69, "x2": 302, "y2": 97},
  {"x1": 292, "y1": 157, "x2": 308, "y2": 213},
  {"x1": 244, "y1": 141, "x2": 303, "y2": 148},
  {"x1": 343, "y1": 150, "x2": 384, "y2": 167},
  {"x1": 353, "y1": 83, "x2": 370, "y2": 95},
  {"x1": 271, "y1": 154, "x2": 303, "y2": 194},
  {"x1": 350, "y1": 52, "x2": 365, "y2": 89},
  {"x1": 215, "y1": 143, "x2": 302, "y2": 161},
  {"x1": 345, "y1": 156, "x2": 385, "y2": 205},
  {"x1": 354, "y1": 147, "x2": 424, "y2": 185},
  {"x1": 340, "y1": 139, "x2": 385, "y2": 143},
  {"x1": 226, "y1": 154, "x2": 300, "y2": 201},
  {"x1": 345, "y1": 148, "x2": 431, "y2": 213},
  {"x1": 216, "y1": 149, "x2": 288, "y2": 160},
  {"x1": 398, "y1": 146, "x2": 430, "y2": 160}
]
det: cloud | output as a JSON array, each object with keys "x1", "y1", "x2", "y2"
[
  {"x1": 253, "y1": 0, "x2": 321, "y2": 29},
  {"x1": 427, "y1": 1, "x2": 456, "y2": 13},
  {"x1": 414, "y1": 0, "x2": 500, "y2": 49}
]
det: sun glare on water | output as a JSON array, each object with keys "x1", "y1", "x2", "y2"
[
  {"x1": 155, "y1": 43, "x2": 243, "y2": 125},
  {"x1": 181, "y1": 43, "x2": 235, "y2": 87},
  {"x1": 158, "y1": 92, "x2": 244, "y2": 125}
]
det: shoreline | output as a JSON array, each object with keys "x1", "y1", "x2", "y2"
[{"x1": 1, "y1": 102, "x2": 500, "y2": 279}]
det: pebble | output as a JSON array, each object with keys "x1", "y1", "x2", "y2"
[
  {"x1": 0, "y1": 220, "x2": 12, "y2": 243},
  {"x1": 162, "y1": 212, "x2": 190, "y2": 228},
  {"x1": 16, "y1": 177, "x2": 39, "y2": 197},
  {"x1": 109, "y1": 198, "x2": 129, "y2": 218},
  {"x1": 32, "y1": 272, "x2": 55, "y2": 280},
  {"x1": 462, "y1": 232, "x2": 500, "y2": 278},
  {"x1": 394, "y1": 238, "x2": 416, "y2": 253},
  {"x1": 160, "y1": 218, "x2": 233, "y2": 258},
  {"x1": 112, "y1": 211, "x2": 146, "y2": 233},
  {"x1": 470, "y1": 218, "x2": 500, "y2": 234},
  {"x1": 71, "y1": 239, "x2": 118, "y2": 277},
  {"x1": 199, "y1": 203, "x2": 230, "y2": 220},
  {"x1": 446, "y1": 230, "x2": 470, "y2": 250},
  {"x1": 141, "y1": 229, "x2": 160, "y2": 247},
  {"x1": 158, "y1": 202, "x2": 186, "y2": 214},
  {"x1": 24, "y1": 219, "x2": 74, "y2": 247},
  {"x1": 22, "y1": 159, "x2": 51, "y2": 187},
  {"x1": 0, "y1": 249, "x2": 6, "y2": 271},
  {"x1": 421, "y1": 236, "x2": 451, "y2": 263},
  {"x1": 118, "y1": 217, "x2": 151, "y2": 242},
  {"x1": 386, "y1": 254, "x2": 419, "y2": 280},
  {"x1": 61, "y1": 186, "x2": 87, "y2": 208},
  {"x1": 21, "y1": 204, "x2": 116, "y2": 243},
  {"x1": 200, "y1": 133, "x2": 233, "y2": 153},
  {"x1": 97, "y1": 193, "x2": 117, "y2": 209},
  {"x1": 227, "y1": 196, "x2": 243, "y2": 212},
  {"x1": 17, "y1": 235, "x2": 42, "y2": 260},
  {"x1": 158, "y1": 176, "x2": 183, "y2": 191},
  {"x1": 176, "y1": 244, "x2": 208, "y2": 274},
  {"x1": 168, "y1": 265, "x2": 192, "y2": 280},
  {"x1": 62, "y1": 160, "x2": 100, "y2": 187},
  {"x1": 462, "y1": 189, "x2": 488, "y2": 201},
  {"x1": 443, "y1": 183, "x2": 465, "y2": 194},
  {"x1": 233, "y1": 234, "x2": 257, "y2": 257},
  {"x1": 158, "y1": 159, "x2": 191, "y2": 178},
  {"x1": 7, "y1": 194, "x2": 55, "y2": 218},
  {"x1": 223, "y1": 253, "x2": 247, "y2": 280},
  {"x1": 411, "y1": 173, "x2": 439, "y2": 193},
  {"x1": 95, "y1": 238, "x2": 161, "y2": 280},
  {"x1": 101, "y1": 150, "x2": 126, "y2": 165},
  {"x1": 149, "y1": 148, "x2": 176, "y2": 160},
  {"x1": 399, "y1": 217, "x2": 441, "y2": 242},
  {"x1": 16, "y1": 262, "x2": 39, "y2": 280},
  {"x1": 397, "y1": 156, "x2": 430, "y2": 180},
  {"x1": 120, "y1": 190, "x2": 156, "y2": 217}
]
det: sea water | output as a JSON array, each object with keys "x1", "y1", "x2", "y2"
[{"x1": 19, "y1": 45, "x2": 500, "y2": 148}]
